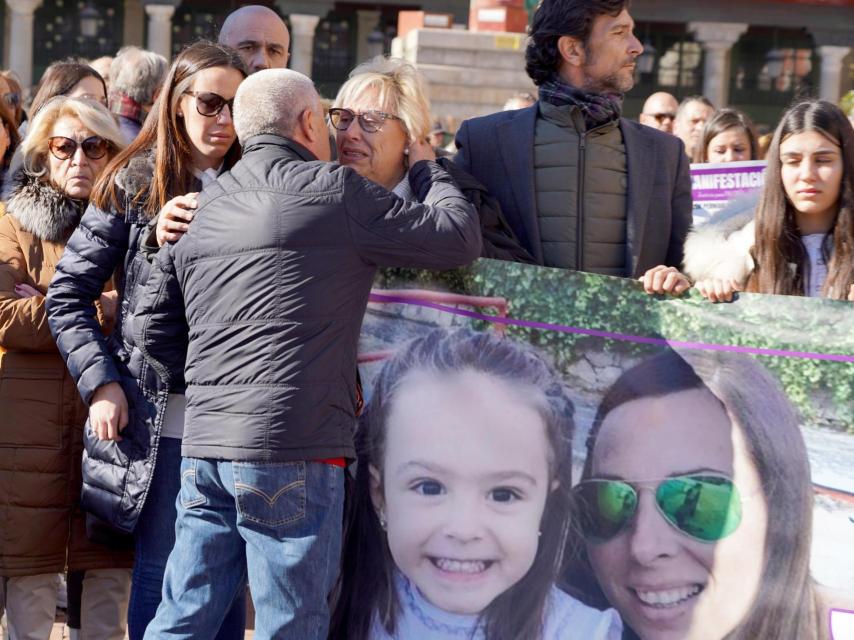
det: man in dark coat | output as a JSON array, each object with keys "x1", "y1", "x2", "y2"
[
  {"x1": 454, "y1": 0, "x2": 692, "y2": 280},
  {"x1": 133, "y1": 68, "x2": 481, "y2": 639}
]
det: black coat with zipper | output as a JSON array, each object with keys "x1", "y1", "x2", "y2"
[
  {"x1": 133, "y1": 135, "x2": 481, "y2": 462},
  {"x1": 46, "y1": 154, "x2": 188, "y2": 534}
]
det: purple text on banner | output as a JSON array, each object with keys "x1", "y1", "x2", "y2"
[{"x1": 690, "y1": 159, "x2": 766, "y2": 202}]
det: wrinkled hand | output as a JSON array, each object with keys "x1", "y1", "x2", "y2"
[
  {"x1": 695, "y1": 278, "x2": 743, "y2": 303},
  {"x1": 639, "y1": 265, "x2": 691, "y2": 296},
  {"x1": 99, "y1": 290, "x2": 119, "y2": 324},
  {"x1": 156, "y1": 193, "x2": 198, "y2": 246},
  {"x1": 14, "y1": 283, "x2": 43, "y2": 298},
  {"x1": 89, "y1": 382, "x2": 128, "y2": 441},
  {"x1": 408, "y1": 138, "x2": 436, "y2": 165}
]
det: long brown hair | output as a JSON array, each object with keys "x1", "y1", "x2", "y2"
[
  {"x1": 330, "y1": 328, "x2": 576, "y2": 640},
  {"x1": 566, "y1": 349, "x2": 820, "y2": 640},
  {"x1": 1, "y1": 71, "x2": 26, "y2": 127},
  {"x1": 91, "y1": 41, "x2": 246, "y2": 218},
  {"x1": 0, "y1": 98, "x2": 21, "y2": 173},
  {"x1": 693, "y1": 107, "x2": 758, "y2": 163},
  {"x1": 748, "y1": 100, "x2": 854, "y2": 299},
  {"x1": 29, "y1": 58, "x2": 106, "y2": 116}
]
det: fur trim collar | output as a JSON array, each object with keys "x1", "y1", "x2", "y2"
[
  {"x1": 115, "y1": 153, "x2": 155, "y2": 201},
  {"x1": 6, "y1": 171, "x2": 86, "y2": 242},
  {"x1": 683, "y1": 215, "x2": 755, "y2": 285},
  {"x1": 114, "y1": 152, "x2": 157, "y2": 221}
]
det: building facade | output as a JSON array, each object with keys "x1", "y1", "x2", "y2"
[{"x1": 2, "y1": 0, "x2": 852, "y2": 127}]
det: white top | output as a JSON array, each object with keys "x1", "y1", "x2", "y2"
[
  {"x1": 158, "y1": 164, "x2": 222, "y2": 440},
  {"x1": 801, "y1": 233, "x2": 828, "y2": 298},
  {"x1": 369, "y1": 573, "x2": 622, "y2": 640},
  {"x1": 160, "y1": 393, "x2": 186, "y2": 440},
  {"x1": 191, "y1": 165, "x2": 223, "y2": 189}
]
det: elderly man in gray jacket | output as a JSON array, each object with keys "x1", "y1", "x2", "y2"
[{"x1": 134, "y1": 69, "x2": 481, "y2": 639}]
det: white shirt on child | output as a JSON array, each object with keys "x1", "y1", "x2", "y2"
[
  {"x1": 369, "y1": 573, "x2": 622, "y2": 640},
  {"x1": 800, "y1": 233, "x2": 828, "y2": 298}
]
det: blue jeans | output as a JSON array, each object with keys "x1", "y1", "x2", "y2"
[
  {"x1": 129, "y1": 438, "x2": 246, "y2": 640},
  {"x1": 143, "y1": 458, "x2": 344, "y2": 640}
]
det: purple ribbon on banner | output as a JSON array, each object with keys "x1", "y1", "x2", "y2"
[{"x1": 368, "y1": 292, "x2": 854, "y2": 364}]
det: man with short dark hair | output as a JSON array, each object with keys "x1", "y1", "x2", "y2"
[
  {"x1": 218, "y1": 5, "x2": 290, "y2": 73},
  {"x1": 639, "y1": 91, "x2": 678, "y2": 133},
  {"x1": 455, "y1": 0, "x2": 692, "y2": 278}
]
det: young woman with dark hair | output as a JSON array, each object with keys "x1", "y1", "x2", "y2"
[
  {"x1": 644, "y1": 100, "x2": 854, "y2": 301},
  {"x1": 29, "y1": 58, "x2": 108, "y2": 117},
  {"x1": 693, "y1": 108, "x2": 759, "y2": 164},
  {"x1": 46, "y1": 41, "x2": 248, "y2": 639},
  {"x1": 0, "y1": 98, "x2": 21, "y2": 193}
]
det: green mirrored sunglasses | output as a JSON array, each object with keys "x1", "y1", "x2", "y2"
[{"x1": 572, "y1": 474, "x2": 743, "y2": 543}]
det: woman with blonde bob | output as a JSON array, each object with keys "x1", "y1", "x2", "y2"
[
  {"x1": 0, "y1": 96, "x2": 131, "y2": 639},
  {"x1": 331, "y1": 56, "x2": 533, "y2": 262}
]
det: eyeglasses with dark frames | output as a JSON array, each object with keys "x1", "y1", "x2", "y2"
[
  {"x1": 47, "y1": 136, "x2": 110, "y2": 161},
  {"x1": 184, "y1": 91, "x2": 235, "y2": 117},
  {"x1": 327, "y1": 108, "x2": 402, "y2": 134}
]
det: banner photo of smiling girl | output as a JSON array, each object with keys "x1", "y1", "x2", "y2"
[{"x1": 329, "y1": 259, "x2": 854, "y2": 640}]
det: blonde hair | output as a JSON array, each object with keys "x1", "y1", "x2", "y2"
[
  {"x1": 22, "y1": 96, "x2": 125, "y2": 176},
  {"x1": 333, "y1": 56, "x2": 432, "y2": 142}
]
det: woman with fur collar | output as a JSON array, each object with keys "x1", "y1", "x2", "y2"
[
  {"x1": 0, "y1": 95, "x2": 130, "y2": 639},
  {"x1": 46, "y1": 42, "x2": 248, "y2": 640},
  {"x1": 642, "y1": 100, "x2": 854, "y2": 303}
]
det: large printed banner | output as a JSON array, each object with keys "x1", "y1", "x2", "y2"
[
  {"x1": 691, "y1": 160, "x2": 766, "y2": 225},
  {"x1": 351, "y1": 259, "x2": 854, "y2": 640}
]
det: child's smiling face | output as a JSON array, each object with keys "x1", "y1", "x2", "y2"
[{"x1": 371, "y1": 368, "x2": 555, "y2": 615}]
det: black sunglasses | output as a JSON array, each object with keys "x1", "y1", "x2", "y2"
[
  {"x1": 184, "y1": 91, "x2": 235, "y2": 117},
  {"x1": 3, "y1": 92, "x2": 20, "y2": 108},
  {"x1": 48, "y1": 135, "x2": 110, "y2": 161},
  {"x1": 327, "y1": 108, "x2": 402, "y2": 134}
]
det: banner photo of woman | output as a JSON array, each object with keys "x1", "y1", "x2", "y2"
[{"x1": 330, "y1": 259, "x2": 854, "y2": 640}]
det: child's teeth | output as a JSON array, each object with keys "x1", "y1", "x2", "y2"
[
  {"x1": 636, "y1": 585, "x2": 701, "y2": 607},
  {"x1": 435, "y1": 558, "x2": 487, "y2": 573}
]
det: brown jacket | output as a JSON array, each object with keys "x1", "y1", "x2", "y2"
[{"x1": 0, "y1": 173, "x2": 131, "y2": 576}]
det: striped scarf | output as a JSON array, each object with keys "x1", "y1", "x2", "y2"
[{"x1": 538, "y1": 76, "x2": 623, "y2": 130}]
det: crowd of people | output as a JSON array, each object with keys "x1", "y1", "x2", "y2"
[{"x1": 0, "y1": 0, "x2": 852, "y2": 638}]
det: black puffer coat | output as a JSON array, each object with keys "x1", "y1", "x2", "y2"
[{"x1": 46, "y1": 155, "x2": 173, "y2": 534}]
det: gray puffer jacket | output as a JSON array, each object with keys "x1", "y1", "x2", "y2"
[{"x1": 134, "y1": 135, "x2": 480, "y2": 462}]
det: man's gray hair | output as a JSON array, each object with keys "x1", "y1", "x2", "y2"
[
  {"x1": 110, "y1": 46, "x2": 168, "y2": 105},
  {"x1": 234, "y1": 69, "x2": 319, "y2": 144}
]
